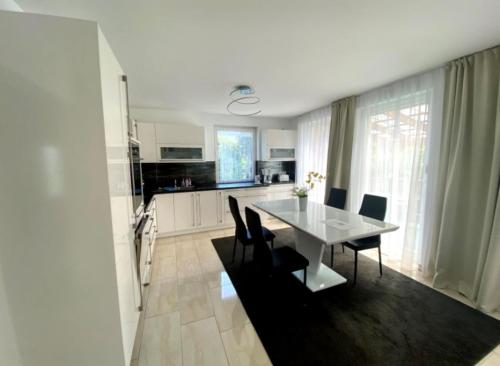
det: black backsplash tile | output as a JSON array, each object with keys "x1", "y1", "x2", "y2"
[
  {"x1": 256, "y1": 160, "x2": 296, "y2": 183},
  {"x1": 142, "y1": 162, "x2": 216, "y2": 202},
  {"x1": 142, "y1": 161, "x2": 295, "y2": 204}
]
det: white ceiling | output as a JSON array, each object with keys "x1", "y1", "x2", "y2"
[{"x1": 15, "y1": 0, "x2": 500, "y2": 117}]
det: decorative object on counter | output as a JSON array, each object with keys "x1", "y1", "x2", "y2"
[
  {"x1": 227, "y1": 85, "x2": 262, "y2": 116},
  {"x1": 254, "y1": 175, "x2": 262, "y2": 184},
  {"x1": 294, "y1": 171, "x2": 326, "y2": 211}
]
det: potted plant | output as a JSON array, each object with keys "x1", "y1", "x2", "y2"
[{"x1": 293, "y1": 171, "x2": 325, "y2": 211}]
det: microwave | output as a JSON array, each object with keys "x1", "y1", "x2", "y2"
[{"x1": 158, "y1": 144, "x2": 204, "y2": 161}]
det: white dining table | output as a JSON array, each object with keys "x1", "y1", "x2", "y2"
[{"x1": 253, "y1": 199, "x2": 399, "y2": 292}]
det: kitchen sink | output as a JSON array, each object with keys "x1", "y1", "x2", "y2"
[{"x1": 160, "y1": 186, "x2": 196, "y2": 192}]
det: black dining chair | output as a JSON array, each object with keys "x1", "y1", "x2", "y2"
[
  {"x1": 343, "y1": 194, "x2": 387, "y2": 284},
  {"x1": 245, "y1": 207, "x2": 309, "y2": 286},
  {"x1": 228, "y1": 195, "x2": 275, "y2": 264},
  {"x1": 325, "y1": 187, "x2": 348, "y2": 267},
  {"x1": 326, "y1": 187, "x2": 347, "y2": 210}
]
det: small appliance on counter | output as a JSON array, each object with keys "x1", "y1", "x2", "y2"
[
  {"x1": 261, "y1": 168, "x2": 272, "y2": 183},
  {"x1": 278, "y1": 172, "x2": 290, "y2": 182}
]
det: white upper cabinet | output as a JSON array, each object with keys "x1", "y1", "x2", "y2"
[
  {"x1": 155, "y1": 123, "x2": 205, "y2": 145},
  {"x1": 135, "y1": 122, "x2": 205, "y2": 162},
  {"x1": 137, "y1": 122, "x2": 157, "y2": 162},
  {"x1": 261, "y1": 129, "x2": 297, "y2": 161}
]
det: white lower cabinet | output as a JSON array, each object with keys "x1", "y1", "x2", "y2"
[
  {"x1": 156, "y1": 194, "x2": 175, "y2": 234},
  {"x1": 196, "y1": 191, "x2": 219, "y2": 227},
  {"x1": 223, "y1": 188, "x2": 270, "y2": 225},
  {"x1": 174, "y1": 192, "x2": 196, "y2": 231},
  {"x1": 175, "y1": 191, "x2": 219, "y2": 230},
  {"x1": 153, "y1": 184, "x2": 295, "y2": 236}
]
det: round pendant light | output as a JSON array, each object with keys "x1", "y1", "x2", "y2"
[{"x1": 226, "y1": 85, "x2": 262, "y2": 116}]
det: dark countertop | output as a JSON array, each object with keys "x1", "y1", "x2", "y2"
[{"x1": 152, "y1": 181, "x2": 295, "y2": 195}]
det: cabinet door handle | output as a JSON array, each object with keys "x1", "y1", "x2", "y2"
[
  {"x1": 197, "y1": 193, "x2": 201, "y2": 226},
  {"x1": 191, "y1": 194, "x2": 195, "y2": 226},
  {"x1": 218, "y1": 191, "x2": 223, "y2": 223}
]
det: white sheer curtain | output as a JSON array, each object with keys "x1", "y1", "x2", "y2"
[
  {"x1": 349, "y1": 68, "x2": 444, "y2": 270},
  {"x1": 296, "y1": 106, "x2": 331, "y2": 203}
]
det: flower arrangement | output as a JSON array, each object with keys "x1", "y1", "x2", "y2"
[{"x1": 293, "y1": 171, "x2": 326, "y2": 197}]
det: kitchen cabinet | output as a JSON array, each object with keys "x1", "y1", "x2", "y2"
[
  {"x1": 261, "y1": 129, "x2": 297, "y2": 161},
  {"x1": 153, "y1": 184, "x2": 295, "y2": 237},
  {"x1": 196, "y1": 191, "x2": 218, "y2": 227},
  {"x1": 137, "y1": 122, "x2": 157, "y2": 162},
  {"x1": 268, "y1": 184, "x2": 295, "y2": 200},
  {"x1": 156, "y1": 194, "x2": 175, "y2": 234},
  {"x1": 1, "y1": 12, "x2": 139, "y2": 366},
  {"x1": 135, "y1": 122, "x2": 206, "y2": 162},
  {"x1": 223, "y1": 188, "x2": 270, "y2": 224},
  {"x1": 155, "y1": 123, "x2": 205, "y2": 145},
  {"x1": 145, "y1": 197, "x2": 158, "y2": 255},
  {"x1": 173, "y1": 191, "x2": 218, "y2": 231},
  {"x1": 174, "y1": 192, "x2": 196, "y2": 231},
  {"x1": 216, "y1": 190, "x2": 225, "y2": 225}
]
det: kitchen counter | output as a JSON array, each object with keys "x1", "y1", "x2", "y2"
[{"x1": 152, "y1": 181, "x2": 295, "y2": 194}]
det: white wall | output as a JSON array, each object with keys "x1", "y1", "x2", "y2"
[
  {"x1": 131, "y1": 107, "x2": 297, "y2": 161},
  {"x1": 0, "y1": 0, "x2": 22, "y2": 11}
]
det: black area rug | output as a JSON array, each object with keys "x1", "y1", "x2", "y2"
[{"x1": 212, "y1": 228, "x2": 500, "y2": 366}]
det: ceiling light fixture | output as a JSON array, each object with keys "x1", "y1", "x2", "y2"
[{"x1": 226, "y1": 85, "x2": 261, "y2": 116}]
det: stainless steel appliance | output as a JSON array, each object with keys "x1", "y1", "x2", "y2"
[
  {"x1": 261, "y1": 168, "x2": 272, "y2": 183},
  {"x1": 129, "y1": 140, "x2": 144, "y2": 227}
]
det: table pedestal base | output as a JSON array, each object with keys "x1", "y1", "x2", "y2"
[{"x1": 293, "y1": 229, "x2": 347, "y2": 292}]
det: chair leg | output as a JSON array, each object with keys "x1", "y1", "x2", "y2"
[
  {"x1": 303, "y1": 267, "x2": 307, "y2": 285},
  {"x1": 330, "y1": 245, "x2": 334, "y2": 268},
  {"x1": 232, "y1": 237, "x2": 237, "y2": 263},
  {"x1": 378, "y1": 246, "x2": 382, "y2": 276},
  {"x1": 342, "y1": 244, "x2": 345, "y2": 253},
  {"x1": 354, "y1": 250, "x2": 358, "y2": 285},
  {"x1": 242, "y1": 245, "x2": 246, "y2": 265}
]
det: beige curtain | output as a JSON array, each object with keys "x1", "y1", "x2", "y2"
[
  {"x1": 324, "y1": 96, "x2": 356, "y2": 201},
  {"x1": 425, "y1": 46, "x2": 500, "y2": 312}
]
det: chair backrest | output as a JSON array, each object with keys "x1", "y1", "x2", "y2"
[
  {"x1": 359, "y1": 194, "x2": 387, "y2": 221},
  {"x1": 326, "y1": 187, "x2": 347, "y2": 209},
  {"x1": 228, "y1": 196, "x2": 248, "y2": 242},
  {"x1": 245, "y1": 207, "x2": 272, "y2": 269}
]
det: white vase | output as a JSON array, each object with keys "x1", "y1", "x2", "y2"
[{"x1": 298, "y1": 196, "x2": 308, "y2": 211}]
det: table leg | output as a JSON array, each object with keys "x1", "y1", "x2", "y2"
[{"x1": 292, "y1": 229, "x2": 347, "y2": 292}]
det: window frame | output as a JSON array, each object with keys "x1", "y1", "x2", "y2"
[{"x1": 214, "y1": 126, "x2": 257, "y2": 183}]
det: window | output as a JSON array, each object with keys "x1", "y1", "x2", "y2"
[
  {"x1": 349, "y1": 68, "x2": 444, "y2": 271},
  {"x1": 215, "y1": 127, "x2": 256, "y2": 183},
  {"x1": 296, "y1": 106, "x2": 331, "y2": 203}
]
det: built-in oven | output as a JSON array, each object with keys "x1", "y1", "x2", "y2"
[{"x1": 129, "y1": 140, "x2": 144, "y2": 227}]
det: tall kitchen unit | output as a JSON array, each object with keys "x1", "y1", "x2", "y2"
[{"x1": 0, "y1": 11, "x2": 140, "y2": 366}]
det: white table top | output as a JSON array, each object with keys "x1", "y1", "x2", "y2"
[{"x1": 254, "y1": 199, "x2": 399, "y2": 245}]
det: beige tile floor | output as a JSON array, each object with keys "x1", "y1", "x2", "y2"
[{"x1": 132, "y1": 219, "x2": 499, "y2": 366}]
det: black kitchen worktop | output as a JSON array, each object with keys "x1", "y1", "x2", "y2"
[{"x1": 152, "y1": 181, "x2": 295, "y2": 195}]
